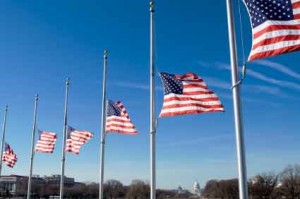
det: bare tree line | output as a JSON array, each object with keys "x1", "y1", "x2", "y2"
[
  {"x1": 9, "y1": 179, "x2": 190, "y2": 198},
  {"x1": 202, "y1": 164, "x2": 300, "y2": 199},
  {"x1": 3, "y1": 164, "x2": 300, "y2": 198}
]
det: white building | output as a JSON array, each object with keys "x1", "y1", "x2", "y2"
[{"x1": 193, "y1": 181, "x2": 201, "y2": 196}]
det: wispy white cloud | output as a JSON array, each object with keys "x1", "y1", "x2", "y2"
[
  {"x1": 246, "y1": 69, "x2": 300, "y2": 90},
  {"x1": 205, "y1": 76, "x2": 287, "y2": 96},
  {"x1": 214, "y1": 62, "x2": 231, "y2": 70},
  {"x1": 242, "y1": 97, "x2": 281, "y2": 107},
  {"x1": 213, "y1": 62, "x2": 300, "y2": 91},
  {"x1": 253, "y1": 60, "x2": 300, "y2": 79},
  {"x1": 198, "y1": 60, "x2": 211, "y2": 67},
  {"x1": 244, "y1": 85, "x2": 284, "y2": 96},
  {"x1": 206, "y1": 78, "x2": 285, "y2": 97},
  {"x1": 204, "y1": 77, "x2": 231, "y2": 90},
  {"x1": 113, "y1": 75, "x2": 294, "y2": 105}
]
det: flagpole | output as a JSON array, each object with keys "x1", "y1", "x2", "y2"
[
  {"x1": 0, "y1": 105, "x2": 8, "y2": 176},
  {"x1": 99, "y1": 50, "x2": 108, "y2": 199},
  {"x1": 149, "y1": 1, "x2": 156, "y2": 199},
  {"x1": 27, "y1": 94, "x2": 39, "y2": 199},
  {"x1": 60, "y1": 78, "x2": 70, "y2": 199},
  {"x1": 226, "y1": 0, "x2": 249, "y2": 199}
]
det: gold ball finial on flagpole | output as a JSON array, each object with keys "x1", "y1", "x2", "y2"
[
  {"x1": 66, "y1": 78, "x2": 70, "y2": 85},
  {"x1": 150, "y1": 1, "x2": 154, "y2": 12},
  {"x1": 104, "y1": 50, "x2": 108, "y2": 59}
]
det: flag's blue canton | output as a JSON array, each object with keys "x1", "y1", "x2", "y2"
[
  {"x1": 67, "y1": 126, "x2": 75, "y2": 138},
  {"x1": 4, "y1": 143, "x2": 9, "y2": 151},
  {"x1": 244, "y1": 0, "x2": 294, "y2": 28},
  {"x1": 159, "y1": 72, "x2": 183, "y2": 95},
  {"x1": 38, "y1": 130, "x2": 43, "y2": 139},
  {"x1": 107, "y1": 100, "x2": 121, "y2": 117},
  {"x1": 68, "y1": 126, "x2": 76, "y2": 133}
]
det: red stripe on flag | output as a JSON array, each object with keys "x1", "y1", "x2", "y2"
[
  {"x1": 162, "y1": 103, "x2": 224, "y2": 110},
  {"x1": 35, "y1": 132, "x2": 57, "y2": 153},
  {"x1": 160, "y1": 109, "x2": 225, "y2": 117},
  {"x1": 65, "y1": 130, "x2": 93, "y2": 155},
  {"x1": 164, "y1": 97, "x2": 221, "y2": 103},
  {"x1": 293, "y1": 1, "x2": 300, "y2": 8},
  {"x1": 182, "y1": 91, "x2": 215, "y2": 95},
  {"x1": 294, "y1": 14, "x2": 300, "y2": 19},
  {"x1": 249, "y1": 44, "x2": 300, "y2": 60},
  {"x1": 106, "y1": 129, "x2": 137, "y2": 135},
  {"x1": 159, "y1": 72, "x2": 224, "y2": 117},
  {"x1": 183, "y1": 84, "x2": 207, "y2": 89},
  {"x1": 252, "y1": 35, "x2": 300, "y2": 50},
  {"x1": 106, "y1": 118, "x2": 131, "y2": 123},
  {"x1": 253, "y1": 24, "x2": 300, "y2": 39},
  {"x1": 106, "y1": 124, "x2": 136, "y2": 130},
  {"x1": 105, "y1": 101, "x2": 138, "y2": 134}
]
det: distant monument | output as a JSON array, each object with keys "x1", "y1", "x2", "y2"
[{"x1": 193, "y1": 181, "x2": 201, "y2": 196}]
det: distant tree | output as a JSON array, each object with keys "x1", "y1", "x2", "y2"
[
  {"x1": 279, "y1": 164, "x2": 300, "y2": 199},
  {"x1": 104, "y1": 179, "x2": 125, "y2": 199},
  {"x1": 126, "y1": 180, "x2": 150, "y2": 199},
  {"x1": 44, "y1": 184, "x2": 59, "y2": 196},
  {"x1": 87, "y1": 183, "x2": 99, "y2": 198},
  {"x1": 202, "y1": 179, "x2": 220, "y2": 198},
  {"x1": 220, "y1": 179, "x2": 239, "y2": 199},
  {"x1": 202, "y1": 179, "x2": 238, "y2": 199},
  {"x1": 156, "y1": 189, "x2": 176, "y2": 198},
  {"x1": 31, "y1": 183, "x2": 46, "y2": 198},
  {"x1": 249, "y1": 172, "x2": 278, "y2": 199}
]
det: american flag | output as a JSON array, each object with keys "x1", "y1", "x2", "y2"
[
  {"x1": 106, "y1": 100, "x2": 138, "y2": 135},
  {"x1": 159, "y1": 72, "x2": 224, "y2": 117},
  {"x1": 65, "y1": 126, "x2": 93, "y2": 155},
  {"x1": 244, "y1": 0, "x2": 300, "y2": 60},
  {"x1": 2, "y1": 143, "x2": 17, "y2": 168},
  {"x1": 35, "y1": 130, "x2": 57, "y2": 153}
]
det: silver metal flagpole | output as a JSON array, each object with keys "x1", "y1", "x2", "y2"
[
  {"x1": 149, "y1": 1, "x2": 156, "y2": 199},
  {"x1": 60, "y1": 78, "x2": 70, "y2": 199},
  {"x1": 99, "y1": 50, "x2": 108, "y2": 199},
  {"x1": 27, "y1": 94, "x2": 39, "y2": 199},
  {"x1": 0, "y1": 105, "x2": 8, "y2": 176},
  {"x1": 226, "y1": 0, "x2": 249, "y2": 199}
]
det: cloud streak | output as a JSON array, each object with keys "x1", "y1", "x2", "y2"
[
  {"x1": 205, "y1": 76, "x2": 286, "y2": 96},
  {"x1": 214, "y1": 62, "x2": 300, "y2": 91},
  {"x1": 254, "y1": 60, "x2": 300, "y2": 79},
  {"x1": 247, "y1": 69, "x2": 300, "y2": 90},
  {"x1": 244, "y1": 85, "x2": 284, "y2": 96},
  {"x1": 204, "y1": 77, "x2": 231, "y2": 90}
]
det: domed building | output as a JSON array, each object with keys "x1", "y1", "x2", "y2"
[{"x1": 193, "y1": 181, "x2": 201, "y2": 196}]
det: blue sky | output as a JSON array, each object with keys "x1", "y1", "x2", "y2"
[{"x1": 0, "y1": 0, "x2": 300, "y2": 190}]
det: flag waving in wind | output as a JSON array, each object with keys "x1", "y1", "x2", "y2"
[
  {"x1": 106, "y1": 100, "x2": 138, "y2": 135},
  {"x1": 244, "y1": 0, "x2": 300, "y2": 60},
  {"x1": 159, "y1": 72, "x2": 224, "y2": 117},
  {"x1": 2, "y1": 143, "x2": 17, "y2": 168},
  {"x1": 35, "y1": 130, "x2": 57, "y2": 153},
  {"x1": 65, "y1": 126, "x2": 93, "y2": 155}
]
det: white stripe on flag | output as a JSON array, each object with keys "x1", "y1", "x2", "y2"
[
  {"x1": 253, "y1": 29, "x2": 300, "y2": 45},
  {"x1": 250, "y1": 39, "x2": 300, "y2": 56}
]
